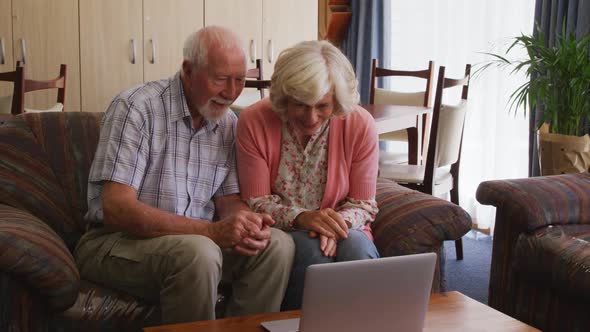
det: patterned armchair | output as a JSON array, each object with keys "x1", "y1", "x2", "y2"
[
  {"x1": 0, "y1": 112, "x2": 471, "y2": 331},
  {"x1": 477, "y1": 173, "x2": 590, "y2": 332}
]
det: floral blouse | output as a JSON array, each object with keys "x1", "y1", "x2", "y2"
[{"x1": 245, "y1": 118, "x2": 378, "y2": 230}]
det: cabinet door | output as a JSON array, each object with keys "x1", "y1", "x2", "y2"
[
  {"x1": 204, "y1": 0, "x2": 263, "y2": 66},
  {"x1": 263, "y1": 0, "x2": 318, "y2": 79},
  {"x1": 144, "y1": 0, "x2": 204, "y2": 82},
  {"x1": 0, "y1": 0, "x2": 14, "y2": 103},
  {"x1": 80, "y1": 0, "x2": 143, "y2": 113},
  {"x1": 12, "y1": 0, "x2": 81, "y2": 111}
]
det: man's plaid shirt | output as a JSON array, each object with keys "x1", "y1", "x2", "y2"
[{"x1": 85, "y1": 71, "x2": 240, "y2": 224}]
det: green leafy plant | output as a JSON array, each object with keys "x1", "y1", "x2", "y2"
[{"x1": 477, "y1": 26, "x2": 590, "y2": 135}]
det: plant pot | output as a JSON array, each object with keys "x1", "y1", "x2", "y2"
[{"x1": 537, "y1": 124, "x2": 590, "y2": 175}]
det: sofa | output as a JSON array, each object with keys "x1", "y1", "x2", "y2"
[
  {"x1": 0, "y1": 112, "x2": 471, "y2": 331},
  {"x1": 476, "y1": 173, "x2": 590, "y2": 332}
]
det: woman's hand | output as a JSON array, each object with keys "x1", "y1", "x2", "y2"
[
  {"x1": 308, "y1": 231, "x2": 337, "y2": 257},
  {"x1": 294, "y1": 208, "x2": 349, "y2": 240},
  {"x1": 320, "y1": 234, "x2": 337, "y2": 257}
]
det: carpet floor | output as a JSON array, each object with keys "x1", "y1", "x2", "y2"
[{"x1": 443, "y1": 230, "x2": 493, "y2": 305}]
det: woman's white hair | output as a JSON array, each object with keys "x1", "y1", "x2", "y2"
[
  {"x1": 269, "y1": 40, "x2": 359, "y2": 116},
  {"x1": 182, "y1": 26, "x2": 246, "y2": 69}
]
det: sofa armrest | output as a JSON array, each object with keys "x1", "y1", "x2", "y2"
[
  {"x1": 372, "y1": 178, "x2": 472, "y2": 256},
  {"x1": 476, "y1": 173, "x2": 590, "y2": 232},
  {"x1": 0, "y1": 204, "x2": 79, "y2": 311}
]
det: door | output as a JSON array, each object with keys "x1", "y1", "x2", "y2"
[
  {"x1": 143, "y1": 0, "x2": 204, "y2": 82},
  {"x1": 205, "y1": 0, "x2": 263, "y2": 107},
  {"x1": 263, "y1": 0, "x2": 318, "y2": 79},
  {"x1": 12, "y1": 0, "x2": 81, "y2": 111},
  {"x1": 204, "y1": 0, "x2": 263, "y2": 66},
  {"x1": 80, "y1": 0, "x2": 143, "y2": 113}
]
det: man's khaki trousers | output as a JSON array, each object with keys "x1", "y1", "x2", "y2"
[{"x1": 74, "y1": 227, "x2": 295, "y2": 324}]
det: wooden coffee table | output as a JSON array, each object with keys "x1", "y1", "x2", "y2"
[{"x1": 144, "y1": 291, "x2": 539, "y2": 331}]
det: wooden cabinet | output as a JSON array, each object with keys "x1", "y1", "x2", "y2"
[
  {"x1": 80, "y1": 0, "x2": 203, "y2": 113},
  {"x1": 1, "y1": 1, "x2": 317, "y2": 113},
  {"x1": 206, "y1": 0, "x2": 318, "y2": 79},
  {"x1": 1, "y1": 0, "x2": 80, "y2": 111},
  {"x1": 263, "y1": 0, "x2": 318, "y2": 78},
  {"x1": 143, "y1": 0, "x2": 204, "y2": 82},
  {"x1": 80, "y1": 0, "x2": 143, "y2": 113},
  {"x1": 204, "y1": 0, "x2": 264, "y2": 68}
]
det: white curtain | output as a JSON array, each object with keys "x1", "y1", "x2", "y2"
[{"x1": 386, "y1": 0, "x2": 535, "y2": 231}]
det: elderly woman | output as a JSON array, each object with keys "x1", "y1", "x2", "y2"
[{"x1": 236, "y1": 40, "x2": 380, "y2": 310}]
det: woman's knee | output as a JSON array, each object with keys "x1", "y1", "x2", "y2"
[
  {"x1": 337, "y1": 230, "x2": 380, "y2": 261},
  {"x1": 289, "y1": 231, "x2": 332, "y2": 265}
]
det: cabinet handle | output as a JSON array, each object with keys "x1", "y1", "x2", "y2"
[
  {"x1": 267, "y1": 39, "x2": 274, "y2": 63},
  {"x1": 20, "y1": 38, "x2": 26, "y2": 65},
  {"x1": 150, "y1": 39, "x2": 156, "y2": 64},
  {"x1": 249, "y1": 39, "x2": 256, "y2": 63},
  {"x1": 0, "y1": 38, "x2": 5, "y2": 65},
  {"x1": 130, "y1": 38, "x2": 136, "y2": 64}
]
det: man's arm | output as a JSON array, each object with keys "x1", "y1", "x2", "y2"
[
  {"x1": 214, "y1": 194, "x2": 252, "y2": 219},
  {"x1": 103, "y1": 182, "x2": 274, "y2": 256},
  {"x1": 102, "y1": 181, "x2": 212, "y2": 238}
]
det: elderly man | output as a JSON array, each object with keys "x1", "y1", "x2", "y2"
[{"x1": 74, "y1": 26, "x2": 294, "y2": 324}]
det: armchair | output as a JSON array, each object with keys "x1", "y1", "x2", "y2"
[
  {"x1": 476, "y1": 173, "x2": 590, "y2": 332},
  {"x1": 0, "y1": 112, "x2": 471, "y2": 331}
]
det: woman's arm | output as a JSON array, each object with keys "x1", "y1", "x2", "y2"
[
  {"x1": 245, "y1": 195, "x2": 306, "y2": 230},
  {"x1": 336, "y1": 198, "x2": 379, "y2": 229},
  {"x1": 347, "y1": 107, "x2": 380, "y2": 200},
  {"x1": 235, "y1": 103, "x2": 274, "y2": 199}
]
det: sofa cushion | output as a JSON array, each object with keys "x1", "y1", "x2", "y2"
[
  {"x1": 513, "y1": 224, "x2": 590, "y2": 301},
  {"x1": 372, "y1": 177, "x2": 472, "y2": 256},
  {"x1": 21, "y1": 112, "x2": 103, "y2": 232},
  {"x1": 0, "y1": 118, "x2": 79, "y2": 248},
  {"x1": 0, "y1": 204, "x2": 79, "y2": 311}
]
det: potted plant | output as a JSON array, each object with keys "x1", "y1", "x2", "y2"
[{"x1": 478, "y1": 26, "x2": 590, "y2": 175}]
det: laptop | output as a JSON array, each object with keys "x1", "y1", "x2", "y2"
[{"x1": 261, "y1": 253, "x2": 436, "y2": 332}]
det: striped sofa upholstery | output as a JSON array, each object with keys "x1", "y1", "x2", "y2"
[
  {"x1": 373, "y1": 178, "x2": 472, "y2": 292},
  {"x1": 0, "y1": 113, "x2": 159, "y2": 331},
  {"x1": 0, "y1": 112, "x2": 471, "y2": 331},
  {"x1": 477, "y1": 172, "x2": 590, "y2": 332}
]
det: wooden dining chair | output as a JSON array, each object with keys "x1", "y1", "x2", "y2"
[
  {"x1": 0, "y1": 65, "x2": 24, "y2": 115},
  {"x1": 245, "y1": 59, "x2": 270, "y2": 98},
  {"x1": 370, "y1": 59, "x2": 435, "y2": 165},
  {"x1": 244, "y1": 79, "x2": 271, "y2": 98},
  {"x1": 379, "y1": 64, "x2": 472, "y2": 260},
  {"x1": 10, "y1": 62, "x2": 67, "y2": 115}
]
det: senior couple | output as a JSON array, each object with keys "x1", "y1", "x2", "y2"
[{"x1": 74, "y1": 26, "x2": 380, "y2": 324}]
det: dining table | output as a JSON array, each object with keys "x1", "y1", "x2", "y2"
[{"x1": 360, "y1": 103, "x2": 432, "y2": 165}]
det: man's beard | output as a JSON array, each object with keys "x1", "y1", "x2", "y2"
[{"x1": 199, "y1": 97, "x2": 233, "y2": 121}]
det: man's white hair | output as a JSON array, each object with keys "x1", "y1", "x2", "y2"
[
  {"x1": 269, "y1": 40, "x2": 360, "y2": 117},
  {"x1": 182, "y1": 26, "x2": 246, "y2": 69}
]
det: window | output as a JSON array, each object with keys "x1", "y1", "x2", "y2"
[{"x1": 386, "y1": 0, "x2": 535, "y2": 231}]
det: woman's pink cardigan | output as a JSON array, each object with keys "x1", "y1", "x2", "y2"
[{"x1": 236, "y1": 98, "x2": 379, "y2": 212}]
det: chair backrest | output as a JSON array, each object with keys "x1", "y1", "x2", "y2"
[
  {"x1": 244, "y1": 79, "x2": 271, "y2": 98},
  {"x1": 369, "y1": 59, "x2": 435, "y2": 107},
  {"x1": 423, "y1": 64, "x2": 471, "y2": 190},
  {"x1": 0, "y1": 65, "x2": 25, "y2": 114},
  {"x1": 244, "y1": 58, "x2": 270, "y2": 98},
  {"x1": 11, "y1": 62, "x2": 67, "y2": 115}
]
